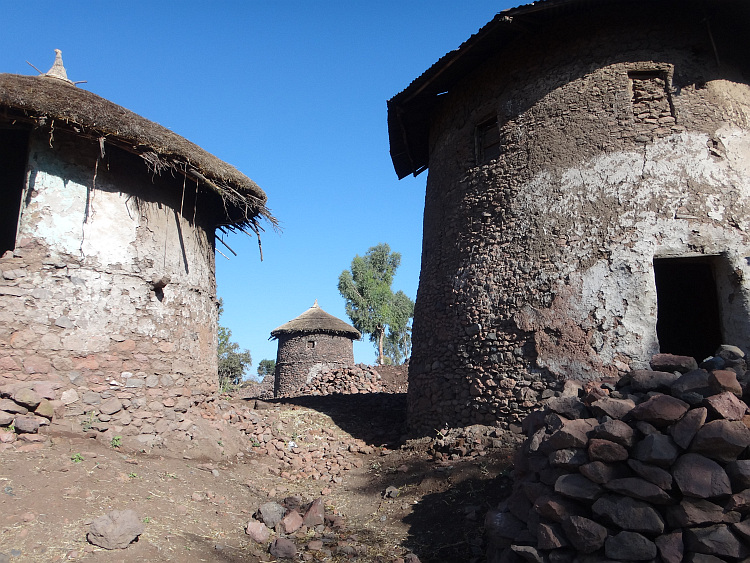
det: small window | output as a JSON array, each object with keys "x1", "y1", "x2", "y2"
[
  {"x1": 0, "y1": 128, "x2": 29, "y2": 254},
  {"x1": 306, "y1": 340, "x2": 316, "y2": 349},
  {"x1": 629, "y1": 70, "x2": 675, "y2": 130},
  {"x1": 475, "y1": 117, "x2": 501, "y2": 165}
]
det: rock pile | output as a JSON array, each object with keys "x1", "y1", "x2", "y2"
[
  {"x1": 486, "y1": 346, "x2": 750, "y2": 562},
  {"x1": 0, "y1": 381, "x2": 61, "y2": 450},
  {"x1": 430, "y1": 423, "x2": 523, "y2": 460},
  {"x1": 245, "y1": 496, "x2": 421, "y2": 562},
  {"x1": 235, "y1": 402, "x2": 371, "y2": 483},
  {"x1": 285, "y1": 365, "x2": 385, "y2": 397}
]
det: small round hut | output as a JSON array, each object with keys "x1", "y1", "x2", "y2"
[
  {"x1": 270, "y1": 300, "x2": 360, "y2": 397},
  {"x1": 0, "y1": 52, "x2": 273, "y2": 445}
]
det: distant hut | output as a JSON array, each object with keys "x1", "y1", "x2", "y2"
[
  {"x1": 0, "y1": 52, "x2": 273, "y2": 443},
  {"x1": 271, "y1": 301, "x2": 360, "y2": 397}
]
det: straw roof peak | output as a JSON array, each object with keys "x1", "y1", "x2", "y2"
[
  {"x1": 43, "y1": 49, "x2": 73, "y2": 85},
  {"x1": 271, "y1": 302, "x2": 360, "y2": 340}
]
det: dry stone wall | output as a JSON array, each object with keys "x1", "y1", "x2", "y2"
[
  {"x1": 486, "y1": 346, "x2": 750, "y2": 562},
  {"x1": 408, "y1": 6, "x2": 750, "y2": 434},
  {"x1": 0, "y1": 130, "x2": 222, "y2": 444}
]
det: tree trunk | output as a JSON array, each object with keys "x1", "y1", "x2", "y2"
[{"x1": 377, "y1": 328, "x2": 384, "y2": 365}]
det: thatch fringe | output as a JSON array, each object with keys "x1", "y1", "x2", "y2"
[{"x1": 0, "y1": 73, "x2": 277, "y2": 236}]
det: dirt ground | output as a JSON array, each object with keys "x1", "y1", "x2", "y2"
[{"x1": 0, "y1": 391, "x2": 514, "y2": 563}]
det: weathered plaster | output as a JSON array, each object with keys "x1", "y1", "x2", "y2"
[
  {"x1": 406, "y1": 10, "x2": 750, "y2": 433},
  {"x1": 1, "y1": 129, "x2": 222, "y2": 441}
]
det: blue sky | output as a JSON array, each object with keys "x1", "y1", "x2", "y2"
[{"x1": 3, "y1": 1, "x2": 515, "y2": 372}]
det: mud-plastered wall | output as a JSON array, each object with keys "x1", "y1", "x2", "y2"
[
  {"x1": 408, "y1": 9, "x2": 750, "y2": 434},
  {"x1": 0, "y1": 129, "x2": 221, "y2": 446}
]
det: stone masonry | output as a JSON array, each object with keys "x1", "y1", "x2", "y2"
[
  {"x1": 486, "y1": 345, "x2": 750, "y2": 562},
  {"x1": 0, "y1": 70, "x2": 270, "y2": 444},
  {"x1": 387, "y1": 0, "x2": 750, "y2": 434}
]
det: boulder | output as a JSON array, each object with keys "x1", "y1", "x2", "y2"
[
  {"x1": 684, "y1": 524, "x2": 750, "y2": 559},
  {"x1": 87, "y1": 509, "x2": 144, "y2": 549},
  {"x1": 12, "y1": 388, "x2": 41, "y2": 409},
  {"x1": 245, "y1": 520, "x2": 270, "y2": 543},
  {"x1": 605, "y1": 531, "x2": 657, "y2": 561},
  {"x1": 630, "y1": 394, "x2": 689, "y2": 426},
  {"x1": 561, "y1": 515, "x2": 607, "y2": 554},
  {"x1": 691, "y1": 420, "x2": 750, "y2": 462},
  {"x1": 269, "y1": 537, "x2": 297, "y2": 558},
  {"x1": 650, "y1": 354, "x2": 698, "y2": 373},
  {"x1": 673, "y1": 454, "x2": 731, "y2": 498},
  {"x1": 592, "y1": 495, "x2": 665, "y2": 534}
]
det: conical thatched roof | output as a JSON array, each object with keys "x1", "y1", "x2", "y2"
[
  {"x1": 271, "y1": 300, "x2": 361, "y2": 339},
  {"x1": 0, "y1": 72, "x2": 275, "y2": 232}
]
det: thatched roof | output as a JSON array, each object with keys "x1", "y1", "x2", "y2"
[
  {"x1": 387, "y1": 0, "x2": 750, "y2": 179},
  {"x1": 0, "y1": 72, "x2": 275, "y2": 232},
  {"x1": 271, "y1": 300, "x2": 361, "y2": 339}
]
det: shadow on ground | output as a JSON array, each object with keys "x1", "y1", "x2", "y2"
[
  {"x1": 270, "y1": 392, "x2": 408, "y2": 447},
  {"x1": 249, "y1": 391, "x2": 516, "y2": 562}
]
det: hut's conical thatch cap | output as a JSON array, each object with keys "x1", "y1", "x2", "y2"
[
  {"x1": 271, "y1": 300, "x2": 361, "y2": 339},
  {"x1": 0, "y1": 69, "x2": 275, "y2": 232}
]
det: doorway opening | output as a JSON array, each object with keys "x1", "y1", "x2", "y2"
[
  {"x1": 653, "y1": 256, "x2": 723, "y2": 361},
  {"x1": 0, "y1": 128, "x2": 30, "y2": 255}
]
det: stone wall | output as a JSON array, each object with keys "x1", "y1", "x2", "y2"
[
  {"x1": 408, "y1": 6, "x2": 750, "y2": 433},
  {"x1": 486, "y1": 347, "x2": 750, "y2": 562},
  {"x1": 274, "y1": 333, "x2": 355, "y2": 397},
  {"x1": 0, "y1": 128, "x2": 222, "y2": 443}
]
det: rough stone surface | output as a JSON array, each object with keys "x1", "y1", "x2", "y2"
[
  {"x1": 691, "y1": 420, "x2": 750, "y2": 462},
  {"x1": 303, "y1": 498, "x2": 325, "y2": 527},
  {"x1": 673, "y1": 454, "x2": 731, "y2": 498},
  {"x1": 12, "y1": 388, "x2": 41, "y2": 409},
  {"x1": 704, "y1": 392, "x2": 748, "y2": 421},
  {"x1": 592, "y1": 495, "x2": 665, "y2": 534},
  {"x1": 278, "y1": 510, "x2": 303, "y2": 534},
  {"x1": 245, "y1": 520, "x2": 270, "y2": 543},
  {"x1": 655, "y1": 531, "x2": 684, "y2": 563},
  {"x1": 87, "y1": 509, "x2": 144, "y2": 550},
  {"x1": 671, "y1": 407, "x2": 707, "y2": 449},
  {"x1": 258, "y1": 502, "x2": 286, "y2": 529},
  {"x1": 684, "y1": 524, "x2": 750, "y2": 559},
  {"x1": 630, "y1": 395, "x2": 689, "y2": 427},
  {"x1": 402, "y1": 1, "x2": 750, "y2": 433},
  {"x1": 605, "y1": 531, "x2": 657, "y2": 561},
  {"x1": 561, "y1": 516, "x2": 607, "y2": 554},
  {"x1": 485, "y1": 354, "x2": 750, "y2": 562},
  {"x1": 269, "y1": 538, "x2": 297, "y2": 559}
]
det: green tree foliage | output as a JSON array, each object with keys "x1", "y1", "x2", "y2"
[
  {"x1": 257, "y1": 359, "x2": 276, "y2": 378},
  {"x1": 217, "y1": 299, "x2": 252, "y2": 390},
  {"x1": 337, "y1": 243, "x2": 415, "y2": 365}
]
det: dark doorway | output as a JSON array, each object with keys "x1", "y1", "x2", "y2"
[
  {"x1": 653, "y1": 256, "x2": 722, "y2": 361},
  {"x1": 0, "y1": 128, "x2": 30, "y2": 254}
]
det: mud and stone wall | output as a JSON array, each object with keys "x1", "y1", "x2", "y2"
[
  {"x1": 274, "y1": 334, "x2": 356, "y2": 397},
  {"x1": 0, "y1": 128, "x2": 222, "y2": 444},
  {"x1": 408, "y1": 7, "x2": 750, "y2": 433}
]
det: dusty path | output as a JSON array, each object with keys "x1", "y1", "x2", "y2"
[{"x1": 0, "y1": 393, "x2": 513, "y2": 562}]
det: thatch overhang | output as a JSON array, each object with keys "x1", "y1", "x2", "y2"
[
  {"x1": 0, "y1": 73, "x2": 276, "y2": 235},
  {"x1": 271, "y1": 301, "x2": 361, "y2": 340},
  {"x1": 387, "y1": 0, "x2": 750, "y2": 179}
]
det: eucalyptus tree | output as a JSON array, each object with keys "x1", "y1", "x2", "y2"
[{"x1": 337, "y1": 243, "x2": 414, "y2": 365}]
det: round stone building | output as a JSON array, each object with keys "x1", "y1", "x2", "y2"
[
  {"x1": 0, "y1": 55, "x2": 272, "y2": 444},
  {"x1": 271, "y1": 301, "x2": 361, "y2": 397},
  {"x1": 387, "y1": 0, "x2": 750, "y2": 432}
]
